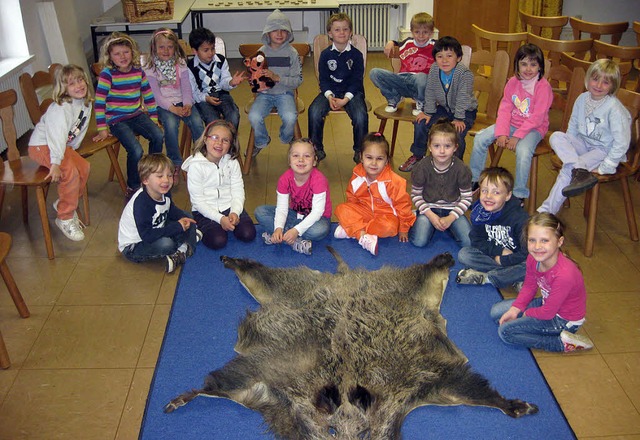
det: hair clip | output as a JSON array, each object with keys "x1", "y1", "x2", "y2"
[{"x1": 373, "y1": 132, "x2": 382, "y2": 137}]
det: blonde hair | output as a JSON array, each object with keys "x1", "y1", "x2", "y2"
[
  {"x1": 326, "y1": 12, "x2": 352, "y2": 32},
  {"x1": 428, "y1": 118, "x2": 458, "y2": 150},
  {"x1": 99, "y1": 32, "x2": 141, "y2": 70},
  {"x1": 478, "y1": 167, "x2": 514, "y2": 194},
  {"x1": 192, "y1": 120, "x2": 240, "y2": 160},
  {"x1": 288, "y1": 137, "x2": 318, "y2": 162},
  {"x1": 138, "y1": 153, "x2": 174, "y2": 184},
  {"x1": 586, "y1": 59, "x2": 621, "y2": 95},
  {"x1": 410, "y1": 12, "x2": 434, "y2": 31},
  {"x1": 52, "y1": 64, "x2": 94, "y2": 106},
  {"x1": 146, "y1": 27, "x2": 187, "y2": 70}
]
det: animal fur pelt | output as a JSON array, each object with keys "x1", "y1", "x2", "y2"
[{"x1": 165, "y1": 249, "x2": 538, "y2": 439}]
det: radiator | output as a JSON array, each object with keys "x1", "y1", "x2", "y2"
[
  {"x1": 339, "y1": 4, "x2": 393, "y2": 50},
  {"x1": 0, "y1": 69, "x2": 32, "y2": 153}
]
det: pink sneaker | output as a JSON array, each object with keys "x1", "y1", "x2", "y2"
[
  {"x1": 334, "y1": 225, "x2": 349, "y2": 239},
  {"x1": 358, "y1": 234, "x2": 378, "y2": 255}
]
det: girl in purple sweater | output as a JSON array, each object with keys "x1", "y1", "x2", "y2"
[{"x1": 490, "y1": 212, "x2": 594, "y2": 352}]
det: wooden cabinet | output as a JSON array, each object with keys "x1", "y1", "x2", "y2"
[{"x1": 434, "y1": 0, "x2": 518, "y2": 47}]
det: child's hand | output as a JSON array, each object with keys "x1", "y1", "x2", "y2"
[
  {"x1": 220, "y1": 215, "x2": 235, "y2": 231},
  {"x1": 228, "y1": 212, "x2": 240, "y2": 226},
  {"x1": 329, "y1": 96, "x2": 348, "y2": 111},
  {"x1": 383, "y1": 41, "x2": 395, "y2": 57},
  {"x1": 271, "y1": 228, "x2": 284, "y2": 243},
  {"x1": 182, "y1": 104, "x2": 192, "y2": 116},
  {"x1": 439, "y1": 214, "x2": 456, "y2": 230},
  {"x1": 282, "y1": 228, "x2": 299, "y2": 245},
  {"x1": 262, "y1": 69, "x2": 280, "y2": 83},
  {"x1": 495, "y1": 135, "x2": 509, "y2": 148},
  {"x1": 169, "y1": 104, "x2": 183, "y2": 116},
  {"x1": 398, "y1": 231, "x2": 409, "y2": 242},
  {"x1": 426, "y1": 211, "x2": 447, "y2": 231},
  {"x1": 505, "y1": 137, "x2": 519, "y2": 151},
  {"x1": 494, "y1": 248, "x2": 513, "y2": 265},
  {"x1": 46, "y1": 164, "x2": 62, "y2": 183},
  {"x1": 92, "y1": 130, "x2": 110, "y2": 142},
  {"x1": 415, "y1": 113, "x2": 430, "y2": 124},
  {"x1": 499, "y1": 306, "x2": 521, "y2": 325},
  {"x1": 230, "y1": 70, "x2": 247, "y2": 87},
  {"x1": 206, "y1": 95, "x2": 221, "y2": 106},
  {"x1": 178, "y1": 217, "x2": 196, "y2": 231},
  {"x1": 452, "y1": 120, "x2": 466, "y2": 133}
]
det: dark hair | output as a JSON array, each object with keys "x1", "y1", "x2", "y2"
[
  {"x1": 428, "y1": 118, "x2": 458, "y2": 148},
  {"x1": 189, "y1": 27, "x2": 216, "y2": 51},
  {"x1": 360, "y1": 132, "x2": 391, "y2": 161},
  {"x1": 514, "y1": 43, "x2": 545, "y2": 80},
  {"x1": 478, "y1": 166, "x2": 514, "y2": 193},
  {"x1": 433, "y1": 36, "x2": 462, "y2": 58},
  {"x1": 192, "y1": 120, "x2": 239, "y2": 160}
]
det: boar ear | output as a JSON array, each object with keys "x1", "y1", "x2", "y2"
[
  {"x1": 314, "y1": 384, "x2": 342, "y2": 415},
  {"x1": 348, "y1": 385, "x2": 374, "y2": 412}
]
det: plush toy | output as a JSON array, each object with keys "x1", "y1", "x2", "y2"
[{"x1": 243, "y1": 51, "x2": 276, "y2": 93}]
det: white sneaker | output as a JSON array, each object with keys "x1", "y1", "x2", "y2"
[
  {"x1": 334, "y1": 225, "x2": 349, "y2": 239},
  {"x1": 412, "y1": 101, "x2": 424, "y2": 117},
  {"x1": 358, "y1": 234, "x2": 378, "y2": 255},
  {"x1": 384, "y1": 104, "x2": 398, "y2": 113},
  {"x1": 560, "y1": 330, "x2": 594, "y2": 352},
  {"x1": 53, "y1": 199, "x2": 59, "y2": 212},
  {"x1": 291, "y1": 237, "x2": 312, "y2": 255},
  {"x1": 55, "y1": 217, "x2": 85, "y2": 241}
]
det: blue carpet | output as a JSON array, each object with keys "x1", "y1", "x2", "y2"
[{"x1": 140, "y1": 225, "x2": 575, "y2": 440}]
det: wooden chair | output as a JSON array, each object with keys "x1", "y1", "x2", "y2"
[
  {"x1": 526, "y1": 33, "x2": 593, "y2": 71},
  {"x1": 373, "y1": 45, "x2": 472, "y2": 157},
  {"x1": 569, "y1": 17, "x2": 628, "y2": 60},
  {"x1": 18, "y1": 64, "x2": 60, "y2": 127},
  {"x1": 560, "y1": 51, "x2": 632, "y2": 79},
  {"x1": 0, "y1": 232, "x2": 30, "y2": 369},
  {"x1": 519, "y1": 10, "x2": 569, "y2": 40},
  {"x1": 471, "y1": 23, "x2": 528, "y2": 68},
  {"x1": 592, "y1": 40, "x2": 640, "y2": 91},
  {"x1": 0, "y1": 90, "x2": 55, "y2": 259},
  {"x1": 239, "y1": 43, "x2": 310, "y2": 174}
]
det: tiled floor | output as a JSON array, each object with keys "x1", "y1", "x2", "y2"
[{"x1": 0, "y1": 53, "x2": 639, "y2": 439}]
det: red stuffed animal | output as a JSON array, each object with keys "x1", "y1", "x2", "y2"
[{"x1": 243, "y1": 51, "x2": 276, "y2": 93}]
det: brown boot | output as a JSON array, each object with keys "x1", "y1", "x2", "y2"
[{"x1": 561, "y1": 168, "x2": 598, "y2": 197}]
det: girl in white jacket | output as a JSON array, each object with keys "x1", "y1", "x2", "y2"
[
  {"x1": 181, "y1": 120, "x2": 256, "y2": 249},
  {"x1": 28, "y1": 64, "x2": 93, "y2": 241}
]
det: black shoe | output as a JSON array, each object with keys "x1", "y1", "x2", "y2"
[
  {"x1": 165, "y1": 251, "x2": 186, "y2": 273},
  {"x1": 316, "y1": 149, "x2": 326, "y2": 162},
  {"x1": 353, "y1": 150, "x2": 360, "y2": 164},
  {"x1": 562, "y1": 168, "x2": 598, "y2": 197}
]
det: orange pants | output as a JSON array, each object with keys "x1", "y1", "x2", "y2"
[
  {"x1": 335, "y1": 202, "x2": 400, "y2": 238},
  {"x1": 28, "y1": 145, "x2": 90, "y2": 220}
]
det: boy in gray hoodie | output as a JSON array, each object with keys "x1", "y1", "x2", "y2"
[{"x1": 248, "y1": 9, "x2": 303, "y2": 156}]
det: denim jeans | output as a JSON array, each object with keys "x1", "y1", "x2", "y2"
[
  {"x1": 490, "y1": 297, "x2": 582, "y2": 352},
  {"x1": 254, "y1": 205, "x2": 331, "y2": 241},
  {"x1": 194, "y1": 91, "x2": 240, "y2": 130},
  {"x1": 369, "y1": 69, "x2": 428, "y2": 106},
  {"x1": 109, "y1": 113, "x2": 164, "y2": 189},
  {"x1": 248, "y1": 92, "x2": 297, "y2": 148},
  {"x1": 409, "y1": 209, "x2": 471, "y2": 248},
  {"x1": 469, "y1": 125, "x2": 543, "y2": 199},
  {"x1": 411, "y1": 106, "x2": 477, "y2": 158},
  {"x1": 457, "y1": 246, "x2": 526, "y2": 288},
  {"x1": 308, "y1": 92, "x2": 369, "y2": 152},
  {"x1": 158, "y1": 107, "x2": 205, "y2": 166}
]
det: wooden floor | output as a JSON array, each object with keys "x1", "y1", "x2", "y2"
[{"x1": 0, "y1": 52, "x2": 639, "y2": 439}]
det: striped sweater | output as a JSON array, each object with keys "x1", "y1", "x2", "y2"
[
  {"x1": 424, "y1": 62, "x2": 477, "y2": 120},
  {"x1": 95, "y1": 67, "x2": 158, "y2": 131}
]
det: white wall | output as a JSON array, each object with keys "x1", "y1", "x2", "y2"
[{"x1": 561, "y1": 0, "x2": 639, "y2": 45}]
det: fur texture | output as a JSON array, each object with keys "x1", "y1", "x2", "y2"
[{"x1": 244, "y1": 51, "x2": 276, "y2": 93}]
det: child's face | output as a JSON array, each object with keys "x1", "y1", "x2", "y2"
[
  {"x1": 194, "y1": 41, "x2": 215, "y2": 64},
  {"x1": 66, "y1": 75, "x2": 88, "y2": 100},
  {"x1": 155, "y1": 36, "x2": 176, "y2": 62},
  {"x1": 411, "y1": 24, "x2": 433, "y2": 46},
  {"x1": 428, "y1": 133, "x2": 457, "y2": 169},
  {"x1": 479, "y1": 179, "x2": 512, "y2": 213},
  {"x1": 289, "y1": 142, "x2": 316, "y2": 178},
  {"x1": 527, "y1": 224, "x2": 564, "y2": 269},
  {"x1": 361, "y1": 143, "x2": 389, "y2": 181},
  {"x1": 204, "y1": 125, "x2": 233, "y2": 164},
  {"x1": 142, "y1": 166, "x2": 173, "y2": 201},
  {"x1": 109, "y1": 44, "x2": 133, "y2": 72},
  {"x1": 268, "y1": 29, "x2": 289, "y2": 47},
  {"x1": 517, "y1": 56, "x2": 540, "y2": 81},
  {"x1": 435, "y1": 49, "x2": 461, "y2": 74},
  {"x1": 587, "y1": 74, "x2": 613, "y2": 101},
  {"x1": 328, "y1": 20, "x2": 352, "y2": 46}
]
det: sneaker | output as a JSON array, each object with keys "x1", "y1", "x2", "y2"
[
  {"x1": 353, "y1": 151, "x2": 360, "y2": 164},
  {"x1": 512, "y1": 281, "x2": 524, "y2": 293},
  {"x1": 262, "y1": 232, "x2": 275, "y2": 245},
  {"x1": 456, "y1": 268, "x2": 487, "y2": 285},
  {"x1": 185, "y1": 243, "x2": 195, "y2": 258},
  {"x1": 195, "y1": 228, "x2": 203, "y2": 243},
  {"x1": 252, "y1": 146, "x2": 265, "y2": 157},
  {"x1": 412, "y1": 101, "x2": 424, "y2": 117},
  {"x1": 398, "y1": 155, "x2": 422, "y2": 172},
  {"x1": 125, "y1": 187, "x2": 138, "y2": 201},
  {"x1": 358, "y1": 234, "x2": 378, "y2": 255},
  {"x1": 384, "y1": 104, "x2": 398, "y2": 113},
  {"x1": 291, "y1": 237, "x2": 312, "y2": 255},
  {"x1": 561, "y1": 168, "x2": 598, "y2": 198},
  {"x1": 560, "y1": 330, "x2": 594, "y2": 352},
  {"x1": 165, "y1": 251, "x2": 186, "y2": 274},
  {"x1": 55, "y1": 217, "x2": 85, "y2": 241},
  {"x1": 53, "y1": 199, "x2": 59, "y2": 212},
  {"x1": 334, "y1": 225, "x2": 349, "y2": 239},
  {"x1": 316, "y1": 149, "x2": 326, "y2": 162}
]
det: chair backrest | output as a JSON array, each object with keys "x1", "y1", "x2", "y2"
[
  {"x1": 527, "y1": 33, "x2": 593, "y2": 69},
  {"x1": 471, "y1": 24, "x2": 527, "y2": 68},
  {"x1": 569, "y1": 17, "x2": 628, "y2": 49},
  {"x1": 616, "y1": 88, "x2": 640, "y2": 170},
  {"x1": 18, "y1": 64, "x2": 61, "y2": 125},
  {"x1": 592, "y1": 39, "x2": 640, "y2": 89},
  {"x1": 239, "y1": 43, "x2": 310, "y2": 65},
  {"x1": 634, "y1": 21, "x2": 640, "y2": 45},
  {"x1": 0, "y1": 89, "x2": 20, "y2": 162},
  {"x1": 469, "y1": 49, "x2": 510, "y2": 124},
  {"x1": 560, "y1": 51, "x2": 633, "y2": 78},
  {"x1": 313, "y1": 34, "x2": 367, "y2": 80},
  {"x1": 519, "y1": 10, "x2": 569, "y2": 40}
]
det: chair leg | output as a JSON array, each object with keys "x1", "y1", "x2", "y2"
[
  {"x1": 21, "y1": 187, "x2": 28, "y2": 224},
  {"x1": 180, "y1": 124, "x2": 192, "y2": 159},
  {"x1": 527, "y1": 156, "x2": 538, "y2": 215},
  {"x1": 105, "y1": 143, "x2": 127, "y2": 194},
  {"x1": 489, "y1": 145, "x2": 504, "y2": 167},
  {"x1": 35, "y1": 186, "x2": 54, "y2": 260},
  {"x1": 0, "y1": 185, "x2": 5, "y2": 221},
  {"x1": 108, "y1": 143, "x2": 121, "y2": 183},
  {"x1": 584, "y1": 183, "x2": 599, "y2": 257},
  {"x1": 294, "y1": 121, "x2": 302, "y2": 139},
  {"x1": 81, "y1": 184, "x2": 90, "y2": 226},
  {"x1": 390, "y1": 121, "x2": 400, "y2": 157},
  {"x1": 621, "y1": 176, "x2": 639, "y2": 241},
  {"x1": 243, "y1": 128, "x2": 256, "y2": 175},
  {"x1": 0, "y1": 261, "x2": 29, "y2": 318},
  {"x1": 0, "y1": 329, "x2": 10, "y2": 369}
]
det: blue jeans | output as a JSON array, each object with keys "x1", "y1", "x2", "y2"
[
  {"x1": 158, "y1": 107, "x2": 204, "y2": 166},
  {"x1": 409, "y1": 209, "x2": 471, "y2": 248},
  {"x1": 254, "y1": 205, "x2": 331, "y2": 241},
  {"x1": 411, "y1": 106, "x2": 477, "y2": 158},
  {"x1": 308, "y1": 92, "x2": 369, "y2": 152},
  {"x1": 457, "y1": 246, "x2": 526, "y2": 288},
  {"x1": 490, "y1": 297, "x2": 582, "y2": 352},
  {"x1": 369, "y1": 69, "x2": 428, "y2": 106},
  {"x1": 469, "y1": 125, "x2": 543, "y2": 199},
  {"x1": 248, "y1": 92, "x2": 297, "y2": 148},
  {"x1": 109, "y1": 113, "x2": 164, "y2": 189},
  {"x1": 194, "y1": 92, "x2": 240, "y2": 130}
]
